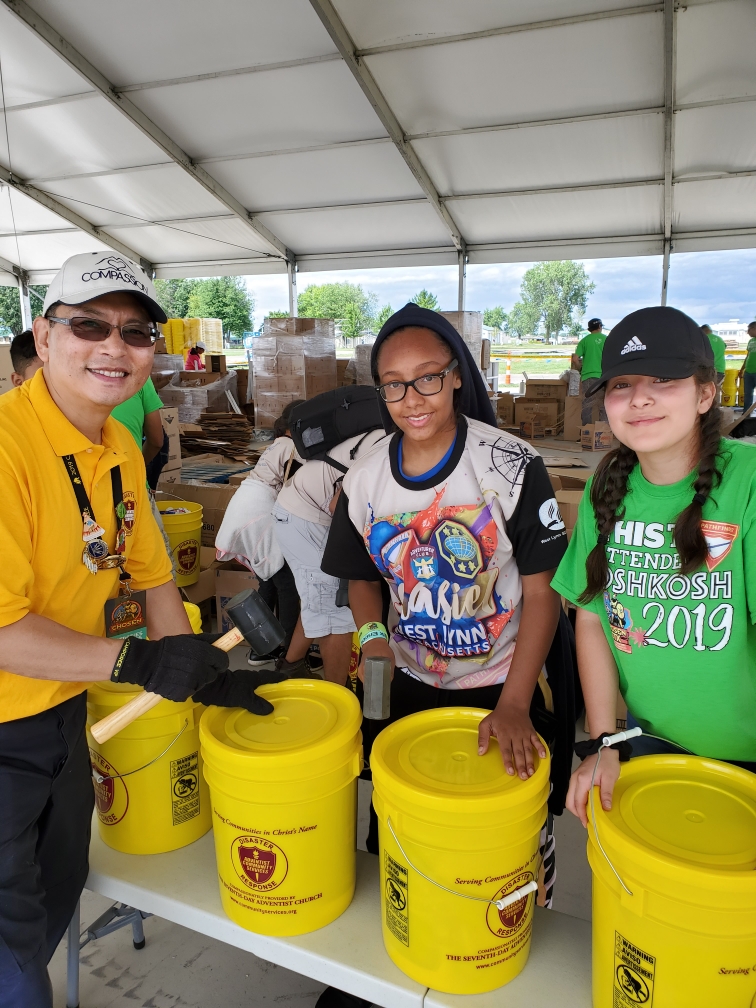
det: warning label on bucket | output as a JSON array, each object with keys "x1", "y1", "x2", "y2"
[
  {"x1": 385, "y1": 853, "x2": 409, "y2": 947},
  {"x1": 614, "y1": 932, "x2": 655, "y2": 1006},
  {"x1": 170, "y1": 752, "x2": 200, "y2": 825}
]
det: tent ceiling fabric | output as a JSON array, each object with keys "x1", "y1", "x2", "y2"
[{"x1": 0, "y1": 0, "x2": 754, "y2": 284}]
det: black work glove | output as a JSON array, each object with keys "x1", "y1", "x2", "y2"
[
  {"x1": 111, "y1": 634, "x2": 229, "y2": 702},
  {"x1": 193, "y1": 669, "x2": 286, "y2": 715}
]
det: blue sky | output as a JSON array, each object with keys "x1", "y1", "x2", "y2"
[{"x1": 246, "y1": 247, "x2": 756, "y2": 332}]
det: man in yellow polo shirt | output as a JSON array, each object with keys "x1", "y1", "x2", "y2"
[{"x1": 0, "y1": 253, "x2": 278, "y2": 1007}]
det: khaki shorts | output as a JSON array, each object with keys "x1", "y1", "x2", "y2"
[{"x1": 272, "y1": 504, "x2": 357, "y2": 638}]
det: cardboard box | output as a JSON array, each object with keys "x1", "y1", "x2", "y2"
[
  {"x1": 561, "y1": 396, "x2": 582, "y2": 442},
  {"x1": 177, "y1": 371, "x2": 220, "y2": 386},
  {"x1": 200, "y1": 546, "x2": 217, "y2": 570},
  {"x1": 581, "y1": 422, "x2": 614, "y2": 451},
  {"x1": 159, "y1": 407, "x2": 181, "y2": 470},
  {"x1": 0, "y1": 344, "x2": 13, "y2": 396},
  {"x1": 181, "y1": 566, "x2": 216, "y2": 605},
  {"x1": 525, "y1": 378, "x2": 568, "y2": 400},
  {"x1": 515, "y1": 397, "x2": 564, "y2": 426},
  {"x1": 555, "y1": 489, "x2": 584, "y2": 532},
  {"x1": 156, "y1": 480, "x2": 237, "y2": 546},
  {"x1": 519, "y1": 420, "x2": 545, "y2": 440},
  {"x1": 216, "y1": 568, "x2": 259, "y2": 633},
  {"x1": 547, "y1": 469, "x2": 589, "y2": 490},
  {"x1": 497, "y1": 392, "x2": 517, "y2": 426},
  {"x1": 206, "y1": 353, "x2": 227, "y2": 373},
  {"x1": 154, "y1": 335, "x2": 167, "y2": 354}
]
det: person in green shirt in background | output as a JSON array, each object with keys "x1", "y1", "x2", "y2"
[
  {"x1": 572, "y1": 317, "x2": 608, "y2": 424},
  {"x1": 552, "y1": 306, "x2": 756, "y2": 827},
  {"x1": 111, "y1": 378, "x2": 174, "y2": 568},
  {"x1": 700, "y1": 323, "x2": 726, "y2": 383},
  {"x1": 111, "y1": 376, "x2": 165, "y2": 466},
  {"x1": 737, "y1": 320, "x2": 756, "y2": 408}
]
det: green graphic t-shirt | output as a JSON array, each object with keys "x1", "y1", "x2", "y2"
[
  {"x1": 706, "y1": 331, "x2": 726, "y2": 373},
  {"x1": 552, "y1": 439, "x2": 756, "y2": 760},
  {"x1": 574, "y1": 332, "x2": 607, "y2": 380},
  {"x1": 745, "y1": 336, "x2": 756, "y2": 375},
  {"x1": 111, "y1": 378, "x2": 164, "y2": 449}
]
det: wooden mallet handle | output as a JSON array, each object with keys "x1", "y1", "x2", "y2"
[{"x1": 90, "y1": 626, "x2": 245, "y2": 744}]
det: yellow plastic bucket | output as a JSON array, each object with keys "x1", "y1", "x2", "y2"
[
  {"x1": 157, "y1": 500, "x2": 202, "y2": 586},
  {"x1": 199, "y1": 680, "x2": 362, "y2": 936},
  {"x1": 87, "y1": 684, "x2": 211, "y2": 855},
  {"x1": 589, "y1": 755, "x2": 756, "y2": 1008},
  {"x1": 371, "y1": 708, "x2": 549, "y2": 994},
  {"x1": 722, "y1": 368, "x2": 739, "y2": 407}
]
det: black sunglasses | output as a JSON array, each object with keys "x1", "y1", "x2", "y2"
[{"x1": 48, "y1": 316, "x2": 158, "y2": 348}]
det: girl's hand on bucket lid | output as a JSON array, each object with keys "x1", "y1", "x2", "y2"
[
  {"x1": 477, "y1": 706, "x2": 547, "y2": 780},
  {"x1": 566, "y1": 750, "x2": 621, "y2": 828}
]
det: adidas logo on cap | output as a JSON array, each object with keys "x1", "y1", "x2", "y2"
[{"x1": 620, "y1": 336, "x2": 647, "y2": 355}]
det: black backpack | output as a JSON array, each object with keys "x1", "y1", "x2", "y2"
[{"x1": 289, "y1": 386, "x2": 384, "y2": 474}]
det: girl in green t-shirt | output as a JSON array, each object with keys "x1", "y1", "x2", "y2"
[{"x1": 552, "y1": 306, "x2": 756, "y2": 827}]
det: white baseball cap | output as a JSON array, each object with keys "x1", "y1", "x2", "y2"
[
  {"x1": 43, "y1": 252, "x2": 167, "y2": 323},
  {"x1": 196, "y1": 341, "x2": 206, "y2": 350}
]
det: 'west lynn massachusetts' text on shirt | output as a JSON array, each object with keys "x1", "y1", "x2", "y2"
[
  {"x1": 552, "y1": 438, "x2": 756, "y2": 761},
  {"x1": 322, "y1": 416, "x2": 567, "y2": 689}
]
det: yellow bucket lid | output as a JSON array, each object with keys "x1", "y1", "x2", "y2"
[
  {"x1": 199, "y1": 680, "x2": 362, "y2": 777},
  {"x1": 599, "y1": 756, "x2": 756, "y2": 872},
  {"x1": 371, "y1": 708, "x2": 549, "y2": 816}
]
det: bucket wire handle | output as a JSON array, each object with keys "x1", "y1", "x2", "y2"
[
  {"x1": 589, "y1": 726, "x2": 695, "y2": 897},
  {"x1": 386, "y1": 817, "x2": 539, "y2": 912},
  {"x1": 91, "y1": 719, "x2": 189, "y2": 784}
]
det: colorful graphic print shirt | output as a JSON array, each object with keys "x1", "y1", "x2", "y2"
[
  {"x1": 552, "y1": 439, "x2": 756, "y2": 760},
  {"x1": 322, "y1": 416, "x2": 567, "y2": 689}
]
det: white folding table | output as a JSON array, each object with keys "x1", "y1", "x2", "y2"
[{"x1": 67, "y1": 830, "x2": 591, "y2": 1008}]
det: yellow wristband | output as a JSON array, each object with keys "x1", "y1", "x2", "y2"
[{"x1": 358, "y1": 621, "x2": 389, "y2": 647}]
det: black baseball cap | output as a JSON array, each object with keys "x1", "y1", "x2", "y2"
[
  {"x1": 587, "y1": 318, "x2": 603, "y2": 330},
  {"x1": 587, "y1": 306, "x2": 713, "y2": 394}
]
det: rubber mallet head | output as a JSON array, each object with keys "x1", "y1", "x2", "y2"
[{"x1": 225, "y1": 588, "x2": 285, "y2": 657}]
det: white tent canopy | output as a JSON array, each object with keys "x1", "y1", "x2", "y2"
[{"x1": 0, "y1": 0, "x2": 754, "y2": 306}]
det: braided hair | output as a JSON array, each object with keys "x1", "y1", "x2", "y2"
[{"x1": 579, "y1": 363, "x2": 722, "y2": 603}]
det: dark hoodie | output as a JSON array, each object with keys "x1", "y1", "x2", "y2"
[{"x1": 370, "y1": 303, "x2": 497, "y2": 430}]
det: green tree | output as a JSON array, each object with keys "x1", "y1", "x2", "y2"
[
  {"x1": 187, "y1": 276, "x2": 253, "y2": 336},
  {"x1": 0, "y1": 286, "x2": 22, "y2": 336},
  {"x1": 267, "y1": 310, "x2": 289, "y2": 318},
  {"x1": 376, "y1": 304, "x2": 393, "y2": 328},
  {"x1": 483, "y1": 306, "x2": 507, "y2": 330},
  {"x1": 518, "y1": 261, "x2": 595, "y2": 343},
  {"x1": 298, "y1": 281, "x2": 377, "y2": 321},
  {"x1": 507, "y1": 301, "x2": 541, "y2": 339},
  {"x1": 411, "y1": 289, "x2": 439, "y2": 311},
  {"x1": 154, "y1": 278, "x2": 199, "y2": 319},
  {"x1": 297, "y1": 282, "x2": 377, "y2": 341}
]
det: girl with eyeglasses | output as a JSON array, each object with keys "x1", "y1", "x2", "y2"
[{"x1": 319, "y1": 306, "x2": 574, "y2": 986}]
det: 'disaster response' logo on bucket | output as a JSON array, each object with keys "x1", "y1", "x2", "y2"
[
  {"x1": 232, "y1": 835, "x2": 288, "y2": 892},
  {"x1": 175, "y1": 539, "x2": 199, "y2": 575},
  {"x1": 89, "y1": 749, "x2": 129, "y2": 826},
  {"x1": 486, "y1": 871, "x2": 534, "y2": 939}
]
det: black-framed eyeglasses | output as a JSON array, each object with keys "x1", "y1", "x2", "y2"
[
  {"x1": 48, "y1": 316, "x2": 158, "y2": 348},
  {"x1": 376, "y1": 359, "x2": 458, "y2": 403}
]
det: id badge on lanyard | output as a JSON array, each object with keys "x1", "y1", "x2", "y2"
[{"x1": 62, "y1": 454, "x2": 148, "y2": 640}]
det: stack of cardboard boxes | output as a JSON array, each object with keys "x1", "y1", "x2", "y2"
[
  {"x1": 514, "y1": 378, "x2": 567, "y2": 439},
  {"x1": 253, "y1": 317, "x2": 337, "y2": 428}
]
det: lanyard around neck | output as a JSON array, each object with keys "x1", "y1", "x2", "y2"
[{"x1": 62, "y1": 453, "x2": 128, "y2": 576}]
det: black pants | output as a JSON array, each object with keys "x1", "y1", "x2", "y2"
[
  {"x1": 0, "y1": 693, "x2": 94, "y2": 1008},
  {"x1": 359, "y1": 670, "x2": 510, "y2": 854},
  {"x1": 257, "y1": 561, "x2": 300, "y2": 652}
]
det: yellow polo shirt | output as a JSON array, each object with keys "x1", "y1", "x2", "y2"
[{"x1": 0, "y1": 369, "x2": 173, "y2": 721}]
